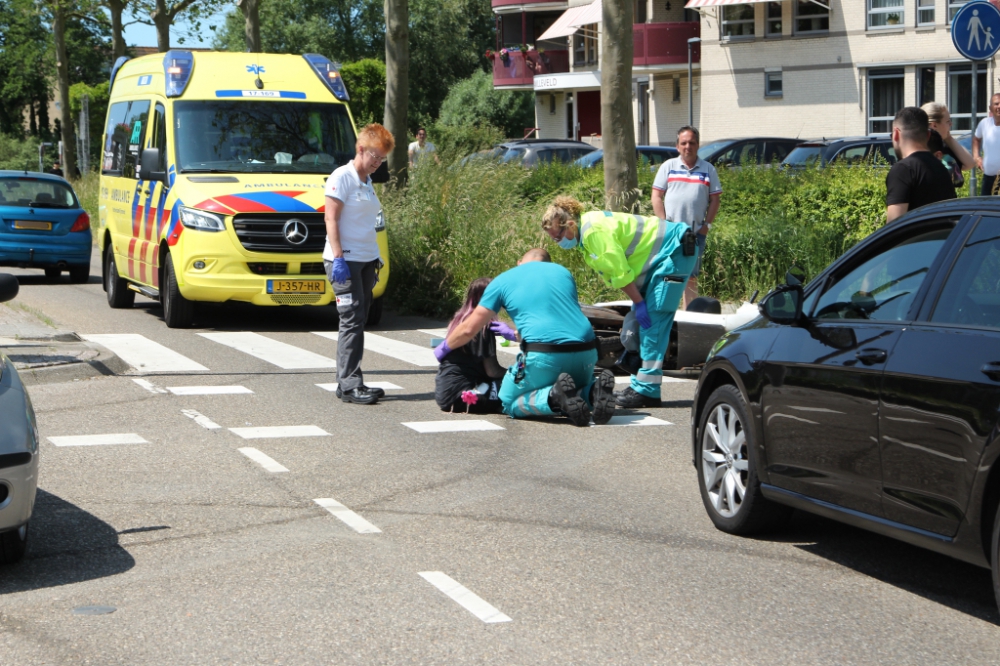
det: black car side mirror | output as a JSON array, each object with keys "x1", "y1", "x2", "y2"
[
  {"x1": 785, "y1": 265, "x2": 806, "y2": 286},
  {"x1": 0, "y1": 274, "x2": 19, "y2": 304},
  {"x1": 139, "y1": 148, "x2": 168, "y2": 185},
  {"x1": 759, "y1": 284, "x2": 803, "y2": 325}
]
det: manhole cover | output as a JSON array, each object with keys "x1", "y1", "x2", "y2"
[{"x1": 73, "y1": 606, "x2": 116, "y2": 616}]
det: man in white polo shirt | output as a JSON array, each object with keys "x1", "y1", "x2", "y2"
[{"x1": 652, "y1": 126, "x2": 722, "y2": 308}]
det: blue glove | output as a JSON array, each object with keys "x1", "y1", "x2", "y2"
[
  {"x1": 634, "y1": 300, "x2": 652, "y2": 330},
  {"x1": 433, "y1": 339, "x2": 452, "y2": 363},
  {"x1": 489, "y1": 320, "x2": 518, "y2": 341},
  {"x1": 330, "y1": 257, "x2": 351, "y2": 284}
]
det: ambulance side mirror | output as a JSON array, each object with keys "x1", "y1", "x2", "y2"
[
  {"x1": 371, "y1": 161, "x2": 390, "y2": 184},
  {"x1": 139, "y1": 148, "x2": 168, "y2": 185}
]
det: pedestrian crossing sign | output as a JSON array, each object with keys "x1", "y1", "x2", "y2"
[{"x1": 952, "y1": 1, "x2": 1000, "y2": 61}]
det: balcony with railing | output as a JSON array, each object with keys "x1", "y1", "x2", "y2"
[
  {"x1": 492, "y1": 0, "x2": 567, "y2": 7},
  {"x1": 492, "y1": 49, "x2": 570, "y2": 87},
  {"x1": 633, "y1": 22, "x2": 700, "y2": 67}
]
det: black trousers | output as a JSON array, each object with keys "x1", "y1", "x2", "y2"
[
  {"x1": 981, "y1": 173, "x2": 999, "y2": 196},
  {"x1": 325, "y1": 259, "x2": 377, "y2": 392}
]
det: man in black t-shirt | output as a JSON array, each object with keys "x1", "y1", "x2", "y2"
[{"x1": 886, "y1": 106, "x2": 956, "y2": 224}]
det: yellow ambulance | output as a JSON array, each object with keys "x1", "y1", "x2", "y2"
[{"x1": 98, "y1": 51, "x2": 389, "y2": 327}]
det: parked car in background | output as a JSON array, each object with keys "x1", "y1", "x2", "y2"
[
  {"x1": 780, "y1": 136, "x2": 896, "y2": 170},
  {"x1": 493, "y1": 139, "x2": 598, "y2": 167},
  {"x1": 574, "y1": 145, "x2": 679, "y2": 170},
  {"x1": 0, "y1": 171, "x2": 92, "y2": 283},
  {"x1": 697, "y1": 138, "x2": 802, "y2": 167},
  {"x1": 0, "y1": 273, "x2": 38, "y2": 564},
  {"x1": 690, "y1": 197, "x2": 1000, "y2": 612}
]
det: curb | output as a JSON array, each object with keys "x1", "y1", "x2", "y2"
[{"x1": 2, "y1": 338, "x2": 129, "y2": 386}]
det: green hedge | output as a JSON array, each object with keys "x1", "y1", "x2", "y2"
[{"x1": 382, "y1": 159, "x2": 953, "y2": 315}]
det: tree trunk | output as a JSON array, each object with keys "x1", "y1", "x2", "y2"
[
  {"x1": 52, "y1": 6, "x2": 77, "y2": 178},
  {"x1": 601, "y1": 0, "x2": 637, "y2": 211},
  {"x1": 152, "y1": 0, "x2": 171, "y2": 52},
  {"x1": 383, "y1": 0, "x2": 409, "y2": 187},
  {"x1": 108, "y1": 0, "x2": 127, "y2": 60},
  {"x1": 238, "y1": 0, "x2": 261, "y2": 52}
]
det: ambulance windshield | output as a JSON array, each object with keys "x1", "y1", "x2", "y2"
[{"x1": 174, "y1": 101, "x2": 357, "y2": 173}]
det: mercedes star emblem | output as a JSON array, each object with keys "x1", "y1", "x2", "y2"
[{"x1": 283, "y1": 218, "x2": 308, "y2": 245}]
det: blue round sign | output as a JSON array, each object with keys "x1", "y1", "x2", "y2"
[{"x1": 953, "y1": 1, "x2": 1000, "y2": 60}]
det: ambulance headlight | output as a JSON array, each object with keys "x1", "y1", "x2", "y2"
[
  {"x1": 374, "y1": 209, "x2": 385, "y2": 231},
  {"x1": 179, "y1": 207, "x2": 225, "y2": 232}
]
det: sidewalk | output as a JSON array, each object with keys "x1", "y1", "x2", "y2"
[{"x1": 0, "y1": 301, "x2": 126, "y2": 384}]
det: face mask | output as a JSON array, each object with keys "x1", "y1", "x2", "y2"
[{"x1": 557, "y1": 233, "x2": 579, "y2": 250}]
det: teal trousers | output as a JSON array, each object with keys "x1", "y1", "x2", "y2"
[{"x1": 499, "y1": 349, "x2": 598, "y2": 418}]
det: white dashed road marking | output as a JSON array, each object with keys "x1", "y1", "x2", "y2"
[
  {"x1": 48, "y1": 434, "x2": 149, "y2": 447},
  {"x1": 181, "y1": 409, "x2": 222, "y2": 430},
  {"x1": 599, "y1": 414, "x2": 673, "y2": 427},
  {"x1": 313, "y1": 498, "x2": 382, "y2": 533},
  {"x1": 615, "y1": 376, "x2": 692, "y2": 384},
  {"x1": 83, "y1": 334, "x2": 208, "y2": 372},
  {"x1": 418, "y1": 329, "x2": 518, "y2": 355},
  {"x1": 168, "y1": 386, "x2": 253, "y2": 395},
  {"x1": 418, "y1": 572, "x2": 512, "y2": 624},
  {"x1": 316, "y1": 381, "x2": 404, "y2": 392},
  {"x1": 133, "y1": 378, "x2": 168, "y2": 393},
  {"x1": 229, "y1": 425, "x2": 330, "y2": 439},
  {"x1": 403, "y1": 420, "x2": 505, "y2": 433},
  {"x1": 238, "y1": 447, "x2": 289, "y2": 473},
  {"x1": 199, "y1": 332, "x2": 336, "y2": 369},
  {"x1": 314, "y1": 331, "x2": 438, "y2": 366}
]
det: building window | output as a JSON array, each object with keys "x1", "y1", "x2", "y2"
[
  {"x1": 673, "y1": 75, "x2": 681, "y2": 103},
  {"x1": 868, "y1": 0, "x2": 903, "y2": 29},
  {"x1": 721, "y1": 4, "x2": 755, "y2": 39},
  {"x1": 948, "y1": 63, "x2": 988, "y2": 131},
  {"x1": 949, "y1": 0, "x2": 969, "y2": 23},
  {"x1": 765, "y1": 71, "x2": 783, "y2": 97},
  {"x1": 917, "y1": 0, "x2": 934, "y2": 25},
  {"x1": 574, "y1": 32, "x2": 586, "y2": 65},
  {"x1": 795, "y1": 0, "x2": 829, "y2": 34},
  {"x1": 767, "y1": 2, "x2": 783, "y2": 36},
  {"x1": 918, "y1": 66, "x2": 935, "y2": 106},
  {"x1": 868, "y1": 68, "x2": 904, "y2": 133}
]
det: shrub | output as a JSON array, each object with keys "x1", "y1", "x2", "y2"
[
  {"x1": 437, "y1": 69, "x2": 535, "y2": 139},
  {"x1": 340, "y1": 59, "x2": 385, "y2": 126},
  {"x1": 0, "y1": 133, "x2": 48, "y2": 171}
]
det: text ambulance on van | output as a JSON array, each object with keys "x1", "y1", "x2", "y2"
[{"x1": 98, "y1": 51, "x2": 389, "y2": 328}]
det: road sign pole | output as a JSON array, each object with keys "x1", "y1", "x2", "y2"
[{"x1": 973, "y1": 59, "x2": 979, "y2": 195}]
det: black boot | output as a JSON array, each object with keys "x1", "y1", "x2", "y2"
[
  {"x1": 548, "y1": 373, "x2": 591, "y2": 427},
  {"x1": 336, "y1": 385, "x2": 385, "y2": 399},
  {"x1": 615, "y1": 386, "x2": 662, "y2": 408},
  {"x1": 339, "y1": 386, "x2": 380, "y2": 404},
  {"x1": 589, "y1": 369, "x2": 616, "y2": 425}
]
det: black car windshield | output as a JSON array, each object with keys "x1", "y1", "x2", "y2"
[
  {"x1": 0, "y1": 177, "x2": 76, "y2": 208},
  {"x1": 781, "y1": 146, "x2": 824, "y2": 166},
  {"x1": 698, "y1": 141, "x2": 733, "y2": 160},
  {"x1": 174, "y1": 101, "x2": 357, "y2": 174}
]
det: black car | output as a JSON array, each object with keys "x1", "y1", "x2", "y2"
[
  {"x1": 697, "y1": 137, "x2": 802, "y2": 167},
  {"x1": 780, "y1": 136, "x2": 897, "y2": 169},
  {"x1": 691, "y1": 198, "x2": 1000, "y2": 609},
  {"x1": 573, "y1": 145, "x2": 679, "y2": 169}
]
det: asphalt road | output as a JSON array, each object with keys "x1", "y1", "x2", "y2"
[{"x1": 1, "y1": 253, "x2": 999, "y2": 664}]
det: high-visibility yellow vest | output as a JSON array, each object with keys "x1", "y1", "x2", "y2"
[{"x1": 578, "y1": 211, "x2": 689, "y2": 290}]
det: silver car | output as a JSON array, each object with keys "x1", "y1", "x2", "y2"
[{"x1": 0, "y1": 273, "x2": 38, "y2": 563}]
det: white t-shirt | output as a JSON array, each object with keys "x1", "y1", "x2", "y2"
[
  {"x1": 408, "y1": 141, "x2": 436, "y2": 164},
  {"x1": 975, "y1": 116, "x2": 1000, "y2": 176},
  {"x1": 323, "y1": 162, "x2": 381, "y2": 263}
]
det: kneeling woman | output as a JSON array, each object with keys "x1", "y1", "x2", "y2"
[{"x1": 435, "y1": 278, "x2": 507, "y2": 413}]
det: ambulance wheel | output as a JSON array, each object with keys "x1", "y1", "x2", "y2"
[
  {"x1": 366, "y1": 296, "x2": 383, "y2": 327},
  {"x1": 105, "y1": 248, "x2": 135, "y2": 308},
  {"x1": 163, "y1": 253, "x2": 194, "y2": 328}
]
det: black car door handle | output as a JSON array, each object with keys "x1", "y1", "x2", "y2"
[
  {"x1": 856, "y1": 348, "x2": 888, "y2": 365},
  {"x1": 982, "y1": 362, "x2": 1000, "y2": 382}
]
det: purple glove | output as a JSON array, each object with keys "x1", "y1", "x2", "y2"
[
  {"x1": 489, "y1": 320, "x2": 518, "y2": 341},
  {"x1": 433, "y1": 339, "x2": 452, "y2": 363},
  {"x1": 634, "y1": 300, "x2": 652, "y2": 330}
]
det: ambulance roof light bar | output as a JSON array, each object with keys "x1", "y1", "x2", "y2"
[
  {"x1": 302, "y1": 54, "x2": 350, "y2": 102},
  {"x1": 164, "y1": 50, "x2": 195, "y2": 98}
]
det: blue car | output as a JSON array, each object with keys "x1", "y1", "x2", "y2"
[
  {"x1": 574, "y1": 145, "x2": 679, "y2": 170},
  {"x1": 0, "y1": 171, "x2": 92, "y2": 282}
]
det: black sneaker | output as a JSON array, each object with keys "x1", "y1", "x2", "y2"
[
  {"x1": 336, "y1": 385, "x2": 385, "y2": 399},
  {"x1": 548, "y1": 372, "x2": 591, "y2": 427},
  {"x1": 615, "y1": 386, "x2": 662, "y2": 408},
  {"x1": 589, "y1": 369, "x2": 616, "y2": 425},
  {"x1": 340, "y1": 387, "x2": 380, "y2": 405}
]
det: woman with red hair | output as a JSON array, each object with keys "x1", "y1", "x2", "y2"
[{"x1": 323, "y1": 123, "x2": 394, "y2": 405}]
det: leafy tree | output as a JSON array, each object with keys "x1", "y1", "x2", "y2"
[
  {"x1": 237, "y1": 0, "x2": 261, "y2": 52},
  {"x1": 340, "y1": 59, "x2": 385, "y2": 126},
  {"x1": 384, "y1": 0, "x2": 408, "y2": 185},
  {"x1": 131, "y1": 0, "x2": 224, "y2": 51},
  {"x1": 437, "y1": 69, "x2": 533, "y2": 139},
  {"x1": 601, "y1": 0, "x2": 637, "y2": 211},
  {"x1": 0, "y1": 0, "x2": 51, "y2": 137},
  {"x1": 70, "y1": 81, "x2": 110, "y2": 168}
]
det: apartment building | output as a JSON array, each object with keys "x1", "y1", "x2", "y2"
[{"x1": 491, "y1": 0, "x2": 994, "y2": 144}]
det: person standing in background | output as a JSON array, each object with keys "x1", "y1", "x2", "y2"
[
  {"x1": 651, "y1": 126, "x2": 721, "y2": 309},
  {"x1": 323, "y1": 123, "x2": 393, "y2": 405},
  {"x1": 922, "y1": 101, "x2": 975, "y2": 190},
  {"x1": 973, "y1": 93, "x2": 1000, "y2": 194},
  {"x1": 408, "y1": 128, "x2": 438, "y2": 168},
  {"x1": 885, "y1": 107, "x2": 955, "y2": 224}
]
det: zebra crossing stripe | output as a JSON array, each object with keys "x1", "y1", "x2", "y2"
[
  {"x1": 314, "y1": 331, "x2": 438, "y2": 367},
  {"x1": 199, "y1": 332, "x2": 336, "y2": 369},
  {"x1": 83, "y1": 334, "x2": 208, "y2": 372}
]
